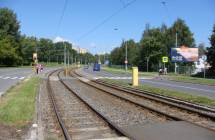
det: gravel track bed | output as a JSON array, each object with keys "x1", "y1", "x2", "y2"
[
  {"x1": 61, "y1": 73, "x2": 171, "y2": 128},
  {"x1": 49, "y1": 72, "x2": 121, "y2": 140},
  {"x1": 88, "y1": 80, "x2": 215, "y2": 130},
  {"x1": 39, "y1": 79, "x2": 63, "y2": 140}
]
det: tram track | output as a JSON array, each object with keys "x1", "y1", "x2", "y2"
[
  {"x1": 47, "y1": 69, "x2": 129, "y2": 140},
  {"x1": 72, "y1": 69, "x2": 215, "y2": 131}
]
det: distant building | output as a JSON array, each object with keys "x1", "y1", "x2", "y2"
[
  {"x1": 73, "y1": 45, "x2": 88, "y2": 54},
  {"x1": 193, "y1": 56, "x2": 210, "y2": 74}
]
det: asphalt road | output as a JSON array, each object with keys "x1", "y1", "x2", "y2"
[
  {"x1": 81, "y1": 67, "x2": 215, "y2": 99},
  {"x1": 0, "y1": 67, "x2": 57, "y2": 96}
]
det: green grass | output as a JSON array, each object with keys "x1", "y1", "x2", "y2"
[
  {"x1": 102, "y1": 66, "x2": 215, "y2": 85},
  {"x1": 163, "y1": 75, "x2": 215, "y2": 85},
  {"x1": 0, "y1": 77, "x2": 40, "y2": 128},
  {"x1": 102, "y1": 79, "x2": 215, "y2": 107},
  {"x1": 102, "y1": 66, "x2": 157, "y2": 77}
]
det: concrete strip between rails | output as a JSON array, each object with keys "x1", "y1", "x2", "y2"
[{"x1": 120, "y1": 121, "x2": 215, "y2": 140}]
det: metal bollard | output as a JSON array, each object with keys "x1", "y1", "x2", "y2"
[
  {"x1": 64, "y1": 68, "x2": 68, "y2": 76},
  {"x1": 132, "y1": 67, "x2": 138, "y2": 86}
]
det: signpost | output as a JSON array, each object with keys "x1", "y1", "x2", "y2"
[
  {"x1": 162, "y1": 56, "x2": 168, "y2": 63},
  {"x1": 162, "y1": 56, "x2": 168, "y2": 75},
  {"x1": 33, "y1": 53, "x2": 37, "y2": 63},
  {"x1": 32, "y1": 53, "x2": 38, "y2": 73}
]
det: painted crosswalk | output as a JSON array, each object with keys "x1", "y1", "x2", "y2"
[{"x1": 0, "y1": 76, "x2": 25, "y2": 80}]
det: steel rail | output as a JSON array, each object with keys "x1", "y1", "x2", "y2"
[
  {"x1": 57, "y1": 70, "x2": 133, "y2": 140},
  {"x1": 75, "y1": 71, "x2": 215, "y2": 119},
  {"x1": 71, "y1": 70, "x2": 215, "y2": 131},
  {"x1": 97, "y1": 80, "x2": 215, "y2": 113},
  {"x1": 47, "y1": 70, "x2": 72, "y2": 140},
  {"x1": 70, "y1": 72, "x2": 180, "y2": 121}
]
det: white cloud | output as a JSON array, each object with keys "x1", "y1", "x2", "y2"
[{"x1": 53, "y1": 36, "x2": 69, "y2": 43}]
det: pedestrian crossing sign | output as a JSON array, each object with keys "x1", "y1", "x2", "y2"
[{"x1": 162, "y1": 56, "x2": 168, "y2": 63}]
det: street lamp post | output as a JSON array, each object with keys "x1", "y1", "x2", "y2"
[{"x1": 125, "y1": 41, "x2": 128, "y2": 71}]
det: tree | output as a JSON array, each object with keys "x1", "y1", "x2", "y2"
[
  {"x1": 38, "y1": 38, "x2": 54, "y2": 63},
  {"x1": 166, "y1": 18, "x2": 195, "y2": 69},
  {"x1": 21, "y1": 36, "x2": 38, "y2": 65},
  {"x1": 0, "y1": 36, "x2": 22, "y2": 65},
  {"x1": 139, "y1": 28, "x2": 165, "y2": 71},
  {"x1": 109, "y1": 39, "x2": 139, "y2": 67},
  {"x1": 0, "y1": 8, "x2": 22, "y2": 66},
  {"x1": 167, "y1": 18, "x2": 195, "y2": 48},
  {"x1": 110, "y1": 47, "x2": 123, "y2": 65},
  {"x1": 198, "y1": 43, "x2": 206, "y2": 57},
  {"x1": 207, "y1": 24, "x2": 215, "y2": 72}
]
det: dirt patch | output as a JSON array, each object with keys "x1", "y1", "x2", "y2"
[{"x1": 0, "y1": 123, "x2": 29, "y2": 140}]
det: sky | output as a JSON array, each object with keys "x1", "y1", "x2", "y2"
[{"x1": 1, "y1": 0, "x2": 215, "y2": 54}]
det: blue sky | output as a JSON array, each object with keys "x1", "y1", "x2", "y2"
[{"x1": 1, "y1": 0, "x2": 215, "y2": 54}]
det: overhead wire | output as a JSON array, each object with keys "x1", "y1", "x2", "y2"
[
  {"x1": 161, "y1": 1, "x2": 171, "y2": 24},
  {"x1": 54, "y1": 0, "x2": 68, "y2": 37},
  {"x1": 77, "y1": 0, "x2": 137, "y2": 41}
]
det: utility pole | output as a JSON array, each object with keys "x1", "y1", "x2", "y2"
[
  {"x1": 146, "y1": 57, "x2": 149, "y2": 72},
  {"x1": 125, "y1": 41, "x2": 128, "y2": 71},
  {"x1": 67, "y1": 49, "x2": 69, "y2": 67},
  {"x1": 64, "y1": 42, "x2": 66, "y2": 68},
  {"x1": 104, "y1": 52, "x2": 106, "y2": 64}
]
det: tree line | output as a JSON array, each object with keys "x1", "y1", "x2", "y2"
[
  {"x1": 1, "y1": 7, "x2": 215, "y2": 74},
  {"x1": 110, "y1": 19, "x2": 215, "y2": 73},
  {"x1": 0, "y1": 8, "x2": 95, "y2": 66}
]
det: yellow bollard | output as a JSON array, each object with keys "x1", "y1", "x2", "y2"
[
  {"x1": 132, "y1": 67, "x2": 138, "y2": 86},
  {"x1": 64, "y1": 68, "x2": 68, "y2": 76}
]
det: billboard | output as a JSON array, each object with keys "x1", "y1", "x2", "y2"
[{"x1": 171, "y1": 46, "x2": 198, "y2": 62}]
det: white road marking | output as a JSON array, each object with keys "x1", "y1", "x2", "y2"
[
  {"x1": 144, "y1": 80, "x2": 215, "y2": 93},
  {"x1": 11, "y1": 77, "x2": 18, "y2": 79},
  {"x1": 19, "y1": 77, "x2": 25, "y2": 80},
  {"x1": 3, "y1": 76, "x2": 10, "y2": 79}
]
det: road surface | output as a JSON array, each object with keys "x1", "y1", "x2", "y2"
[
  {"x1": 0, "y1": 67, "x2": 58, "y2": 96},
  {"x1": 81, "y1": 67, "x2": 215, "y2": 99}
]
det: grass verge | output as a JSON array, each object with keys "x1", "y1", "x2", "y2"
[
  {"x1": 102, "y1": 79, "x2": 215, "y2": 107},
  {"x1": 0, "y1": 77, "x2": 40, "y2": 128},
  {"x1": 164, "y1": 75, "x2": 215, "y2": 85},
  {"x1": 102, "y1": 66, "x2": 215, "y2": 85},
  {"x1": 102, "y1": 67, "x2": 157, "y2": 77}
]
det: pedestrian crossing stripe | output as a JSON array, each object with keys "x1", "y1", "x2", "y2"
[{"x1": 0, "y1": 76, "x2": 25, "y2": 80}]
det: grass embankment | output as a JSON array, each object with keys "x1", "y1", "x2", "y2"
[
  {"x1": 102, "y1": 66, "x2": 215, "y2": 85},
  {"x1": 102, "y1": 79, "x2": 215, "y2": 107},
  {"x1": 102, "y1": 66, "x2": 157, "y2": 77},
  {"x1": 0, "y1": 77, "x2": 40, "y2": 128},
  {"x1": 164, "y1": 75, "x2": 215, "y2": 85}
]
